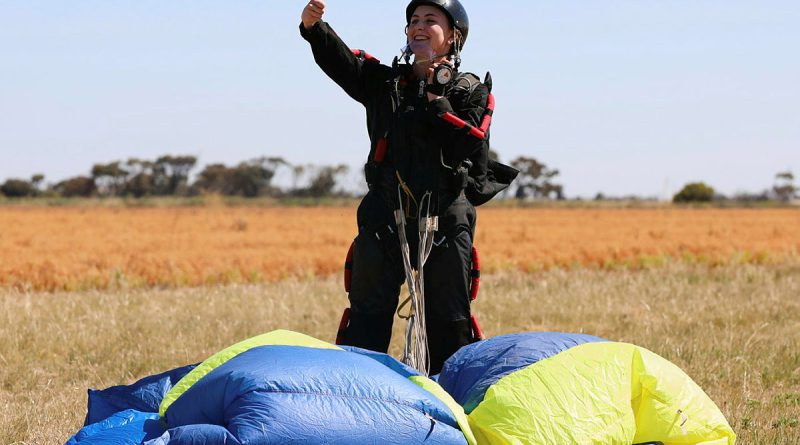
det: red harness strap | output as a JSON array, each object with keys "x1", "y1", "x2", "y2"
[
  {"x1": 471, "y1": 315, "x2": 485, "y2": 341},
  {"x1": 373, "y1": 137, "x2": 388, "y2": 163},
  {"x1": 469, "y1": 246, "x2": 485, "y2": 340},
  {"x1": 438, "y1": 92, "x2": 495, "y2": 141},
  {"x1": 470, "y1": 246, "x2": 481, "y2": 301},
  {"x1": 479, "y1": 93, "x2": 495, "y2": 133},
  {"x1": 344, "y1": 240, "x2": 355, "y2": 292},
  {"x1": 350, "y1": 49, "x2": 380, "y2": 64}
]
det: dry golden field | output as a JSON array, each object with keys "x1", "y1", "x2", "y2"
[
  {"x1": 1, "y1": 205, "x2": 799, "y2": 444},
  {"x1": 1, "y1": 264, "x2": 798, "y2": 444},
  {"x1": 1, "y1": 206, "x2": 798, "y2": 291}
]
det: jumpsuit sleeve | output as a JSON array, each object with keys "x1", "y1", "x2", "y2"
[
  {"x1": 425, "y1": 83, "x2": 491, "y2": 164},
  {"x1": 299, "y1": 21, "x2": 377, "y2": 106}
]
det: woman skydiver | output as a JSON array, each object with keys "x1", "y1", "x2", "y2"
[{"x1": 300, "y1": 0, "x2": 515, "y2": 374}]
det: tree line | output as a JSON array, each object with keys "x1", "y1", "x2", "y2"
[
  {"x1": 0, "y1": 153, "x2": 569, "y2": 201},
  {"x1": 2, "y1": 153, "x2": 794, "y2": 203},
  {"x1": 0, "y1": 155, "x2": 351, "y2": 199},
  {"x1": 672, "y1": 172, "x2": 798, "y2": 204}
]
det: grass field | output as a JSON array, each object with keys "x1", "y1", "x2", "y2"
[
  {"x1": 1, "y1": 206, "x2": 799, "y2": 444},
  {"x1": 1, "y1": 206, "x2": 798, "y2": 291},
  {"x1": 1, "y1": 263, "x2": 798, "y2": 444}
]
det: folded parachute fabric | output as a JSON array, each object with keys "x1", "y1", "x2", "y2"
[
  {"x1": 67, "y1": 330, "x2": 474, "y2": 445},
  {"x1": 65, "y1": 410, "x2": 161, "y2": 445},
  {"x1": 438, "y1": 332, "x2": 737, "y2": 445},
  {"x1": 66, "y1": 330, "x2": 736, "y2": 445}
]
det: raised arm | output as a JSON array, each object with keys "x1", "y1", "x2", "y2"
[{"x1": 299, "y1": 0, "x2": 378, "y2": 105}]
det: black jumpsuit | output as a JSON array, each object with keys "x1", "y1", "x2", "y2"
[{"x1": 301, "y1": 21, "x2": 498, "y2": 373}]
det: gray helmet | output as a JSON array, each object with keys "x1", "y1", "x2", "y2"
[{"x1": 406, "y1": 0, "x2": 469, "y2": 50}]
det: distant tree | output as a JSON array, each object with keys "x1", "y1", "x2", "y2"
[
  {"x1": 256, "y1": 156, "x2": 289, "y2": 189},
  {"x1": 192, "y1": 157, "x2": 287, "y2": 197},
  {"x1": 193, "y1": 163, "x2": 229, "y2": 195},
  {"x1": 303, "y1": 164, "x2": 349, "y2": 197},
  {"x1": 91, "y1": 161, "x2": 128, "y2": 197},
  {"x1": 732, "y1": 190, "x2": 770, "y2": 203},
  {"x1": 510, "y1": 156, "x2": 564, "y2": 200},
  {"x1": 122, "y1": 158, "x2": 155, "y2": 197},
  {"x1": 537, "y1": 182, "x2": 564, "y2": 200},
  {"x1": 291, "y1": 164, "x2": 306, "y2": 191},
  {"x1": 126, "y1": 172, "x2": 156, "y2": 198},
  {"x1": 673, "y1": 182, "x2": 715, "y2": 203},
  {"x1": 154, "y1": 155, "x2": 198, "y2": 196},
  {"x1": 773, "y1": 171, "x2": 797, "y2": 203},
  {"x1": 86, "y1": 155, "x2": 198, "y2": 198},
  {"x1": 0, "y1": 178, "x2": 37, "y2": 198},
  {"x1": 226, "y1": 162, "x2": 270, "y2": 197},
  {"x1": 53, "y1": 176, "x2": 96, "y2": 197},
  {"x1": 228, "y1": 157, "x2": 287, "y2": 197},
  {"x1": 30, "y1": 174, "x2": 45, "y2": 191}
]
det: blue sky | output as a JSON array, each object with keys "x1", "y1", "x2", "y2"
[{"x1": 1, "y1": 0, "x2": 798, "y2": 198}]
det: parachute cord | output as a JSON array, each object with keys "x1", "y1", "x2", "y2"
[
  {"x1": 396, "y1": 185, "x2": 420, "y2": 370},
  {"x1": 396, "y1": 185, "x2": 432, "y2": 375},
  {"x1": 395, "y1": 171, "x2": 418, "y2": 218},
  {"x1": 413, "y1": 192, "x2": 436, "y2": 375},
  {"x1": 396, "y1": 295, "x2": 412, "y2": 320},
  {"x1": 418, "y1": 192, "x2": 436, "y2": 266}
]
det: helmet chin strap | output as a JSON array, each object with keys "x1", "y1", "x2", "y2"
[
  {"x1": 451, "y1": 50, "x2": 461, "y2": 69},
  {"x1": 413, "y1": 53, "x2": 450, "y2": 65},
  {"x1": 400, "y1": 44, "x2": 412, "y2": 65},
  {"x1": 451, "y1": 31, "x2": 463, "y2": 69},
  {"x1": 397, "y1": 40, "x2": 461, "y2": 69}
]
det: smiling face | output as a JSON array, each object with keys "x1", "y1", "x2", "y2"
[{"x1": 406, "y1": 5, "x2": 454, "y2": 60}]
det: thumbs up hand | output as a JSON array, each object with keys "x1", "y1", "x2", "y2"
[{"x1": 302, "y1": 0, "x2": 326, "y2": 29}]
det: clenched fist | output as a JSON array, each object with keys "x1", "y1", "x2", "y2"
[{"x1": 301, "y1": 0, "x2": 326, "y2": 30}]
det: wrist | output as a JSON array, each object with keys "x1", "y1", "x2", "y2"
[{"x1": 302, "y1": 19, "x2": 319, "y2": 30}]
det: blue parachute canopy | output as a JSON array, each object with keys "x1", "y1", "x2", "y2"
[
  {"x1": 67, "y1": 330, "x2": 736, "y2": 445},
  {"x1": 66, "y1": 330, "x2": 470, "y2": 445}
]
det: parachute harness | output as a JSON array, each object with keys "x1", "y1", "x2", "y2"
[{"x1": 395, "y1": 184, "x2": 438, "y2": 376}]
